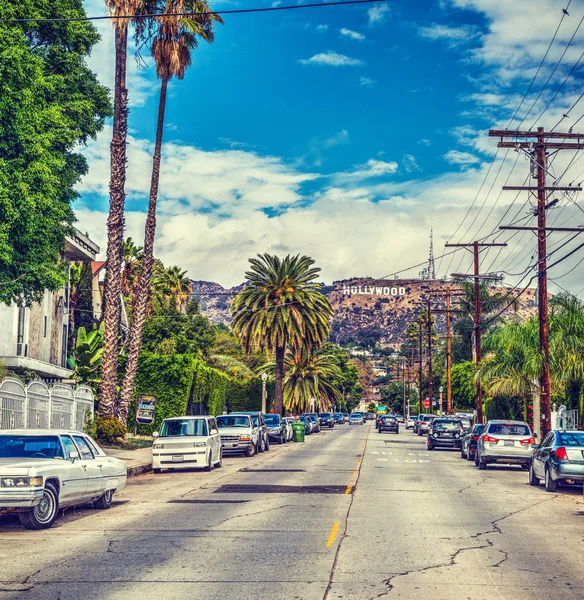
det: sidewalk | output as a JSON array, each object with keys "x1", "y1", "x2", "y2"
[{"x1": 103, "y1": 446, "x2": 152, "y2": 478}]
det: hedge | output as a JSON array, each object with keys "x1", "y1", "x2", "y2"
[{"x1": 226, "y1": 378, "x2": 274, "y2": 413}]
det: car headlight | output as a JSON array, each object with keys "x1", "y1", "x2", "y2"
[
  {"x1": 1, "y1": 477, "x2": 35, "y2": 487},
  {"x1": 193, "y1": 442, "x2": 207, "y2": 447}
]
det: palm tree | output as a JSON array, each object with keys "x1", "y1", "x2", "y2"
[
  {"x1": 161, "y1": 265, "x2": 192, "y2": 310},
  {"x1": 100, "y1": 0, "x2": 146, "y2": 417},
  {"x1": 231, "y1": 254, "x2": 334, "y2": 415},
  {"x1": 262, "y1": 347, "x2": 341, "y2": 413},
  {"x1": 121, "y1": 237, "x2": 144, "y2": 298},
  {"x1": 117, "y1": 1, "x2": 222, "y2": 421}
]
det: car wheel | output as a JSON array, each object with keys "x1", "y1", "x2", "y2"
[
  {"x1": 478, "y1": 457, "x2": 487, "y2": 470},
  {"x1": 19, "y1": 482, "x2": 59, "y2": 530},
  {"x1": 258, "y1": 436, "x2": 265, "y2": 453},
  {"x1": 520, "y1": 463, "x2": 529, "y2": 471},
  {"x1": 460, "y1": 448, "x2": 466, "y2": 459},
  {"x1": 528, "y1": 462, "x2": 540, "y2": 486},
  {"x1": 265, "y1": 436, "x2": 270, "y2": 451},
  {"x1": 245, "y1": 443, "x2": 256, "y2": 457},
  {"x1": 396, "y1": 428, "x2": 399, "y2": 434},
  {"x1": 474, "y1": 452, "x2": 480, "y2": 468},
  {"x1": 204, "y1": 451, "x2": 214, "y2": 472},
  {"x1": 94, "y1": 489, "x2": 114, "y2": 510},
  {"x1": 215, "y1": 448, "x2": 223, "y2": 468},
  {"x1": 545, "y1": 466, "x2": 558, "y2": 492},
  {"x1": 153, "y1": 468, "x2": 162, "y2": 474},
  {"x1": 427, "y1": 444, "x2": 433, "y2": 451},
  {"x1": 466, "y1": 450, "x2": 473, "y2": 462}
]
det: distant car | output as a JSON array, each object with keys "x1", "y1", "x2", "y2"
[
  {"x1": 0, "y1": 430, "x2": 127, "y2": 530},
  {"x1": 378, "y1": 415, "x2": 399, "y2": 434},
  {"x1": 153, "y1": 416, "x2": 223, "y2": 472},
  {"x1": 406, "y1": 416, "x2": 416, "y2": 430},
  {"x1": 395, "y1": 415, "x2": 405, "y2": 424},
  {"x1": 282, "y1": 417, "x2": 295, "y2": 442},
  {"x1": 231, "y1": 411, "x2": 270, "y2": 452},
  {"x1": 475, "y1": 420, "x2": 536, "y2": 470},
  {"x1": 264, "y1": 414, "x2": 288, "y2": 444},
  {"x1": 412, "y1": 414, "x2": 424, "y2": 434},
  {"x1": 319, "y1": 413, "x2": 335, "y2": 428},
  {"x1": 529, "y1": 430, "x2": 584, "y2": 492},
  {"x1": 305, "y1": 414, "x2": 321, "y2": 433},
  {"x1": 365, "y1": 413, "x2": 376, "y2": 421},
  {"x1": 460, "y1": 423, "x2": 485, "y2": 461},
  {"x1": 349, "y1": 414, "x2": 364, "y2": 425},
  {"x1": 298, "y1": 415, "x2": 313, "y2": 434},
  {"x1": 459, "y1": 417, "x2": 472, "y2": 431},
  {"x1": 333, "y1": 413, "x2": 345, "y2": 424},
  {"x1": 417, "y1": 415, "x2": 437, "y2": 436},
  {"x1": 216, "y1": 414, "x2": 260, "y2": 457},
  {"x1": 427, "y1": 418, "x2": 463, "y2": 451}
]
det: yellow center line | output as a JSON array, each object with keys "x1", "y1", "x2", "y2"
[
  {"x1": 344, "y1": 485, "x2": 353, "y2": 495},
  {"x1": 326, "y1": 521, "x2": 342, "y2": 548}
]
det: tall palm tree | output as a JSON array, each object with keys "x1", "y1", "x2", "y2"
[
  {"x1": 262, "y1": 347, "x2": 341, "y2": 413},
  {"x1": 231, "y1": 254, "x2": 334, "y2": 415},
  {"x1": 117, "y1": 1, "x2": 222, "y2": 421},
  {"x1": 161, "y1": 265, "x2": 192, "y2": 310},
  {"x1": 100, "y1": 0, "x2": 145, "y2": 417}
]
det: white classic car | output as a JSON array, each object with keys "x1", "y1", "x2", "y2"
[
  {"x1": 152, "y1": 416, "x2": 222, "y2": 472},
  {"x1": 0, "y1": 430, "x2": 127, "y2": 530},
  {"x1": 216, "y1": 414, "x2": 260, "y2": 456}
]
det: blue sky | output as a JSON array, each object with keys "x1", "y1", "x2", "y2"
[{"x1": 78, "y1": 0, "x2": 584, "y2": 292}]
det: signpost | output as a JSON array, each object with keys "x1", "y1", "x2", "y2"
[
  {"x1": 423, "y1": 398, "x2": 430, "y2": 409},
  {"x1": 134, "y1": 395, "x2": 156, "y2": 435}
]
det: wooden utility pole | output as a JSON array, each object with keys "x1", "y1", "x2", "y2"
[
  {"x1": 490, "y1": 127, "x2": 584, "y2": 436},
  {"x1": 407, "y1": 351, "x2": 412, "y2": 418},
  {"x1": 447, "y1": 242, "x2": 507, "y2": 423},
  {"x1": 427, "y1": 297, "x2": 433, "y2": 414},
  {"x1": 418, "y1": 317, "x2": 423, "y2": 413},
  {"x1": 446, "y1": 288, "x2": 452, "y2": 413}
]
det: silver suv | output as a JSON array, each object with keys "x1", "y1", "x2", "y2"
[{"x1": 475, "y1": 420, "x2": 536, "y2": 470}]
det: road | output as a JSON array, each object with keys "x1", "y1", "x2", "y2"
[{"x1": 1, "y1": 423, "x2": 583, "y2": 599}]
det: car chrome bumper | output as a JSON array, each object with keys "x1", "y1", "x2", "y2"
[
  {"x1": 481, "y1": 446, "x2": 532, "y2": 462},
  {"x1": 429, "y1": 437, "x2": 461, "y2": 446},
  {"x1": 0, "y1": 488, "x2": 44, "y2": 509}
]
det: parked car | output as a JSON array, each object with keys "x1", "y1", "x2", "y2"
[
  {"x1": 460, "y1": 423, "x2": 485, "y2": 461},
  {"x1": 459, "y1": 417, "x2": 472, "y2": 431},
  {"x1": 378, "y1": 415, "x2": 399, "y2": 434},
  {"x1": 475, "y1": 420, "x2": 536, "y2": 470},
  {"x1": 216, "y1": 414, "x2": 259, "y2": 457},
  {"x1": 305, "y1": 414, "x2": 321, "y2": 433},
  {"x1": 417, "y1": 415, "x2": 437, "y2": 436},
  {"x1": 412, "y1": 414, "x2": 424, "y2": 434},
  {"x1": 298, "y1": 415, "x2": 313, "y2": 434},
  {"x1": 529, "y1": 430, "x2": 584, "y2": 492},
  {"x1": 365, "y1": 413, "x2": 376, "y2": 421},
  {"x1": 264, "y1": 414, "x2": 288, "y2": 444},
  {"x1": 319, "y1": 413, "x2": 335, "y2": 428},
  {"x1": 0, "y1": 430, "x2": 127, "y2": 530},
  {"x1": 232, "y1": 411, "x2": 270, "y2": 452},
  {"x1": 427, "y1": 418, "x2": 463, "y2": 451},
  {"x1": 333, "y1": 413, "x2": 345, "y2": 425},
  {"x1": 153, "y1": 416, "x2": 223, "y2": 473},
  {"x1": 406, "y1": 416, "x2": 416, "y2": 430},
  {"x1": 349, "y1": 413, "x2": 364, "y2": 425},
  {"x1": 395, "y1": 415, "x2": 405, "y2": 424},
  {"x1": 343, "y1": 413, "x2": 350, "y2": 422},
  {"x1": 282, "y1": 417, "x2": 295, "y2": 442}
]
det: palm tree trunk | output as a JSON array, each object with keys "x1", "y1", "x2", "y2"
[
  {"x1": 117, "y1": 77, "x2": 169, "y2": 422},
  {"x1": 274, "y1": 345, "x2": 285, "y2": 416},
  {"x1": 99, "y1": 23, "x2": 130, "y2": 418}
]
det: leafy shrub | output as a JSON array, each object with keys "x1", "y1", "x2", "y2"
[{"x1": 95, "y1": 416, "x2": 127, "y2": 445}]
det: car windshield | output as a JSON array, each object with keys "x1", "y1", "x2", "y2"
[
  {"x1": 350, "y1": 415, "x2": 360, "y2": 419},
  {"x1": 473, "y1": 424, "x2": 485, "y2": 434},
  {"x1": 160, "y1": 419, "x2": 208, "y2": 437},
  {"x1": 320, "y1": 413, "x2": 331, "y2": 418},
  {"x1": 488, "y1": 423, "x2": 531, "y2": 436},
  {"x1": 308, "y1": 416, "x2": 318, "y2": 422},
  {"x1": 433, "y1": 420, "x2": 460, "y2": 430},
  {"x1": 383, "y1": 416, "x2": 395, "y2": 422},
  {"x1": 299, "y1": 416, "x2": 308, "y2": 422},
  {"x1": 264, "y1": 415, "x2": 280, "y2": 425},
  {"x1": 558, "y1": 432, "x2": 584, "y2": 446},
  {"x1": 216, "y1": 416, "x2": 250, "y2": 428},
  {"x1": 0, "y1": 435, "x2": 64, "y2": 459}
]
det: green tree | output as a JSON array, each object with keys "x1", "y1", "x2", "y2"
[
  {"x1": 0, "y1": 0, "x2": 110, "y2": 305},
  {"x1": 231, "y1": 254, "x2": 334, "y2": 416},
  {"x1": 75, "y1": 261, "x2": 95, "y2": 333},
  {"x1": 448, "y1": 361, "x2": 476, "y2": 411},
  {"x1": 67, "y1": 323, "x2": 105, "y2": 394},
  {"x1": 367, "y1": 401, "x2": 376, "y2": 413},
  {"x1": 380, "y1": 382, "x2": 404, "y2": 414}
]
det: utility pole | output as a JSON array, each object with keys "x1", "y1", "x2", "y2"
[
  {"x1": 427, "y1": 297, "x2": 433, "y2": 414},
  {"x1": 490, "y1": 127, "x2": 584, "y2": 436},
  {"x1": 418, "y1": 317, "x2": 423, "y2": 413},
  {"x1": 446, "y1": 288, "x2": 452, "y2": 413},
  {"x1": 407, "y1": 351, "x2": 412, "y2": 418},
  {"x1": 401, "y1": 359, "x2": 406, "y2": 419},
  {"x1": 447, "y1": 242, "x2": 507, "y2": 423}
]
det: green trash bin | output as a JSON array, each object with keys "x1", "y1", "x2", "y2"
[{"x1": 292, "y1": 421, "x2": 305, "y2": 443}]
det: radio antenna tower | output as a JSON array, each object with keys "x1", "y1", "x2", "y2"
[{"x1": 428, "y1": 228, "x2": 436, "y2": 280}]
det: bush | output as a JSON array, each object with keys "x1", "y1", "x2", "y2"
[{"x1": 95, "y1": 416, "x2": 127, "y2": 445}]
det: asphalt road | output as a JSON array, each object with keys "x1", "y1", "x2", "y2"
[{"x1": 1, "y1": 423, "x2": 583, "y2": 600}]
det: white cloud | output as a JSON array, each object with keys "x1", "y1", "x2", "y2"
[
  {"x1": 367, "y1": 4, "x2": 390, "y2": 26},
  {"x1": 443, "y1": 150, "x2": 481, "y2": 167},
  {"x1": 299, "y1": 51, "x2": 364, "y2": 67},
  {"x1": 340, "y1": 28, "x2": 366, "y2": 41},
  {"x1": 334, "y1": 158, "x2": 399, "y2": 181},
  {"x1": 359, "y1": 76, "x2": 377, "y2": 87},
  {"x1": 315, "y1": 24, "x2": 329, "y2": 32},
  {"x1": 402, "y1": 154, "x2": 421, "y2": 173},
  {"x1": 418, "y1": 23, "x2": 479, "y2": 47}
]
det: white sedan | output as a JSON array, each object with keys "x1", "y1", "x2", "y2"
[{"x1": 0, "y1": 430, "x2": 127, "y2": 530}]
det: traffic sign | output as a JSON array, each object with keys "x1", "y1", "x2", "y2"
[{"x1": 423, "y1": 399, "x2": 430, "y2": 408}]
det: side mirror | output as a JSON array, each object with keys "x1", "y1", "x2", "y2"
[
  {"x1": 153, "y1": 431, "x2": 159, "y2": 439},
  {"x1": 211, "y1": 429, "x2": 218, "y2": 435},
  {"x1": 69, "y1": 450, "x2": 79, "y2": 462},
  {"x1": 533, "y1": 432, "x2": 538, "y2": 439}
]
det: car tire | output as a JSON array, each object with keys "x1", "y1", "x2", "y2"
[
  {"x1": 427, "y1": 444, "x2": 433, "y2": 451},
  {"x1": 215, "y1": 448, "x2": 223, "y2": 468},
  {"x1": 466, "y1": 450, "x2": 473, "y2": 462},
  {"x1": 204, "y1": 451, "x2": 214, "y2": 472},
  {"x1": 520, "y1": 463, "x2": 529, "y2": 471},
  {"x1": 396, "y1": 428, "x2": 399, "y2": 434},
  {"x1": 460, "y1": 448, "x2": 466, "y2": 459},
  {"x1": 528, "y1": 462, "x2": 540, "y2": 486},
  {"x1": 245, "y1": 443, "x2": 256, "y2": 457},
  {"x1": 258, "y1": 436, "x2": 265, "y2": 453},
  {"x1": 19, "y1": 482, "x2": 59, "y2": 530},
  {"x1": 265, "y1": 436, "x2": 270, "y2": 451},
  {"x1": 94, "y1": 489, "x2": 114, "y2": 510},
  {"x1": 153, "y1": 468, "x2": 162, "y2": 474},
  {"x1": 478, "y1": 458, "x2": 487, "y2": 470},
  {"x1": 474, "y1": 452, "x2": 480, "y2": 468},
  {"x1": 545, "y1": 466, "x2": 558, "y2": 492}
]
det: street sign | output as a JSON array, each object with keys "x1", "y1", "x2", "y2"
[
  {"x1": 136, "y1": 395, "x2": 156, "y2": 425},
  {"x1": 423, "y1": 399, "x2": 430, "y2": 408}
]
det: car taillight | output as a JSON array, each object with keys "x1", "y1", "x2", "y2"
[
  {"x1": 555, "y1": 447, "x2": 569, "y2": 460},
  {"x1": 520, "y1": 437, "x2": 535, "y2": 446},
  {"x1": 471, "y1": 435, "x2": 479, "y2": 441},
  {"x1": 483, "y1": 434, "x2": 498, "y2": 443}
]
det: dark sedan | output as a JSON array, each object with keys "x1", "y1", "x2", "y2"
[
  {"x1": 378, "y1": 415, "x2": 399, "y2": 434},
  {"x1": 264, "y1": 414, "x2": 287, "y2": 444},
  {"x1": 427, "y1": 418, "x2": 464, "y2": 450},
  {"x1": 319, "y1": 413, "x2": 335, "y2": 428},
  {"x1": 529, "y1": 430, "x2": 584, "y2": 492},
  {"x1": 460, "y1": 423, "x2": 485, "y2": 461},
  {"x1": 298, "y1": 415, "x2": 312, "y2": 435}
]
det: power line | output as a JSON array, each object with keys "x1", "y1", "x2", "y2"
[{"x1": 0, "y1": 0, "x2": 391, "y2": 23}]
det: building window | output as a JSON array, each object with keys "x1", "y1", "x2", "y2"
[
  {"x1": 43, "y1": 316, "x2": 47, "y2": 338},
  {"x1": 61, "y1": 324, "x2": 68, "y2": 368},
  {"x1": 16, "y1": 307, "x2": 26, "y2": 356}
]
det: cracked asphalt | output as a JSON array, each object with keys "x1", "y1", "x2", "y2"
[{"x1": 1, "y1": 423, "x2": 583, "y2": 600}]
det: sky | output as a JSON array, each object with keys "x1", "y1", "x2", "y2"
[{"x1": 76, "y1": 0, "x2": 584, "y2": 294}]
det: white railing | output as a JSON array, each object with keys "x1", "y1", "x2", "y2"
[{"x1": 0, "y1": 378, "x2": 94, "y2": 432}]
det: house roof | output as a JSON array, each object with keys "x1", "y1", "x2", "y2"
[{"x1": 92, "y1": 261, "x2": 106, "y2": 276}]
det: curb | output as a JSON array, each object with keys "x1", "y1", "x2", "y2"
[{"x1": 126, "y1": 463, "x2": 152, "y2": 478}]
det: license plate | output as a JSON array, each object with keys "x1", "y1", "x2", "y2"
[
  {"x1": 504, "y1": 440, "x2": 514, "y2": 447},
  {"x1": 172, "y1": 455, "x2": 184, "y2": 463}
]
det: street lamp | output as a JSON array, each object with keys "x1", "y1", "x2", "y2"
[
  {"x1": 439, "y1": 385, "x2": 444, "y2": 416},
  {"x1": 261, "y1": 372, "x2": 268, "y2": 414}
]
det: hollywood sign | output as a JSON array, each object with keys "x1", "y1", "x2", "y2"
[{"x1": 341, "y1": 285, "x2": 407, "y2": 297}]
